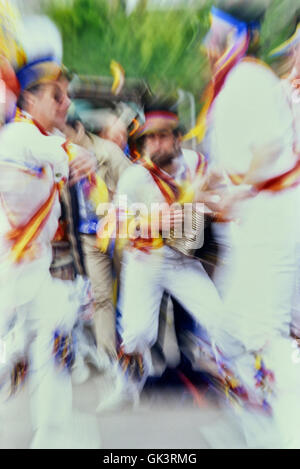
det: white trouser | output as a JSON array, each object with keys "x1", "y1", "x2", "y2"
[
  {"x1": 292, "y1": 243, "x2": 300, "y2": 337},
  {"x1": 216, "y1": 189, "x2": 297, "y2": 351},
  {"x1": 119, "y1": 246, "x2": 224, "y2": 355},
  {"x1": 0, "y1": 271, "x2": 78, "y2": 433},
  {"x1": 214, "y1": 188, "x2": 300, "y2": 448},
  {"x1": 291, "y1": 186, "x2": 300, "y2": 337}
]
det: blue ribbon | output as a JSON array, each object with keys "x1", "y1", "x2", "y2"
[{"x1": 16, "y1": 56, "x2": 59, "y2": 91}]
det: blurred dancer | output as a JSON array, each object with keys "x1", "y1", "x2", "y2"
[
  {"x1": 0, "y1": 14, "x2": 98, "y2": 448},
  {"x1": 96, "y1": 116, "x2": 224, "y2": 412},
  {"x1": 49, "y1": 70, "x2": 87, "y2": 283},
  {"x1": 63, "y1": 117, "x2": 130, "y2": 376},
  {"x1": 272, "y1": 19, "x2": 300, "y2": 338},
  {"x1": 202, "y1": 0, "x2": 300, "y2": 448},
  {"x1": 133, "y1": 100, "x2": 211, "y2": 377},
  {"x1": 0, "y1": 0, "x2": 24, "y2": 125},
  {"x1": 25, "y1": 64, "x2": 101, "y2": 386},
  {"x1": 50, "y1": 75, "x2": 114, "y2": 383}
]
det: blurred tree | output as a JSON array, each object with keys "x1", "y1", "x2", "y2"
[
  {"x1": 47, "y1": 0, "x2": 299, "y2": 104},
  {"x1": 47, "y1": 0, "x2": 211, "y2": 99},
  {"x1": 260, "y1": 0, "x2": 299, "y2": 62}
]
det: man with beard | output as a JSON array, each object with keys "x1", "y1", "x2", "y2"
[
  {"x1": 96, "y1": 107, "x2": 224, "y2": 412},
  {"x1": 132, "y1": 101, "x2": 213, "y2": 379}
]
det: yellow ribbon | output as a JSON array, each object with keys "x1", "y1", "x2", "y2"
[{"x1": 110, "y1": 60, "x2": 125, "y2": 95}]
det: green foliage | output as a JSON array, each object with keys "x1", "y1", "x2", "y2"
[
  {"x1": 47, "y1": 0, "x2": 211, "y2": 98},
  {"x1": 47, "y1": 0, "x2": 300, "y2": 100}
]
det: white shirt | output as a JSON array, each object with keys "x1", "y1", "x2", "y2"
[
  {"x1": 210, "y1": 59, "x2": 296, "y2": 184},
  {"x1": 282, "y1": 71, "x2": 300, "y2": 154},
  {"x1": 0, "y1": 121, "x2": 69, "y2": 306},
  {"x1": 115, "y1": 149, "x2": 203, "y2": 257},
  {"x1": 116, "y1": 149, "x2": 202, "y2": 208}
]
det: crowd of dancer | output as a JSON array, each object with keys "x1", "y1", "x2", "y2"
[{"x1": 1, "y1": 0, "x2": 300, "y2": 449}]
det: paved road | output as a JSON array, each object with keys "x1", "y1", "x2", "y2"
[
  {"x1": 0, "y1": 366, "x2": 247, "y2": 449},
  {"x1": 0, "y1": 304, "x2": 247, "y2": 449}
]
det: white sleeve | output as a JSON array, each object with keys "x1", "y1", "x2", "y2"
[
  {"x1": 25, "y1": 127, "x2": 69, "y2": 180},
  {"x1": 284, "y1": 78, "x2": 300, "y2": 154},
  {"x1": 182, "y1": 149, "x2": 201, "y2": 177},
  {"x1": 0, "y1": 123, "x2": 69, "y2": 180},
  {"x1": 115, "y1": 165, "x2": 146, "y2": 207},
  {"x1": 211, "y1": 61, "x2": 295, "y2": 182}
]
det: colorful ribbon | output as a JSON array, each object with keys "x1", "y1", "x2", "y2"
[
  {"x1": 183, "y1": 7, "x2": 250, "y2": 143},
  {"x1": 269, "y1": 23, "x2": 300, "y2": 58},
  {"x1": 5, "y1": 181, "x2": 58, "y2": 263},
  {"x1": 96, "y1": 152, "x2": 206, "y2": 254},
  {"x1": 10, "y1": 360, "x2": 28, "y2": 396},
  {"x1": 229, "y1": 157, "x2": 300, "y2": 193},
  {"x1": 53, "y1": 330, "x2": 75, "y2": 371},
  {"x1": 110, "y1": 60, "x2": 125, "y2": 95},
  {"x1": 16, "y1": 56, "x2": 61, "y2": 91},
  {"x1": 1, "y1": 108, "x2": 68, "y2": 263},
  {"x1": 134, "y1": 111, "x2": 179, "y2": 140}
]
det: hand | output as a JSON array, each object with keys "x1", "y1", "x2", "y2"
[
  {"x1": 69, "y1": 147, "x2": 97, "y2": 185},
  {"x1": 201, "y1": 186, "x2": 254, "y2": 219},
  {"x1": 202, "y1": 190, "x2": 223, "y2": 211}
]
